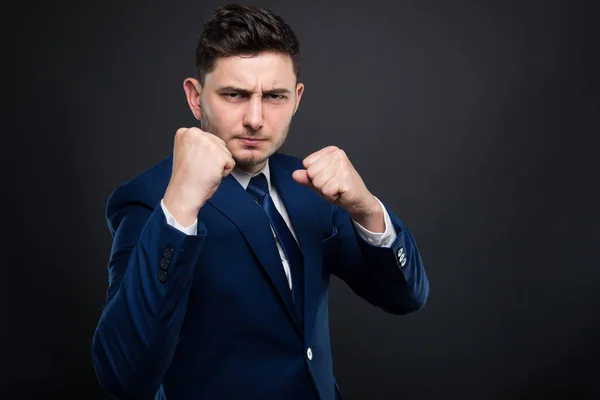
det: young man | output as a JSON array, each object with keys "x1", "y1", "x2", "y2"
[{"x1": 91, "y1": 4, "x2": 428, "y2": 400}]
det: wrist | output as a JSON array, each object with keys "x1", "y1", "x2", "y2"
[
  {"x1": 163, "y1": 186, "x2": 203, "y2": 227},
  {"x1": 351, "y1": 195, "x2": 385, "y2": 233}
]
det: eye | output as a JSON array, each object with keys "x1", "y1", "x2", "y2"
[
  {"x1": 266, "y1": 94, "x2": 286, "y2": 101},
  {"x1": 222, "y1": 92, "x2": 248, "y2": 101}
]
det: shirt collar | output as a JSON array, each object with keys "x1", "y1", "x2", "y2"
[{"x1": 230, "y1": 160, "x2": 271, "y2": 190}]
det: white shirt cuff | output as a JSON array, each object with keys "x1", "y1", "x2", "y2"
[
  {"x1": 160, "y1": 199, "x2": 198, "y2": 235},
  {"x1": 352, "y1": 197, "x2": 397, "y2": 248}
]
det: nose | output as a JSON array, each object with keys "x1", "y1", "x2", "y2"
[{"x1": 243, "y1": 95, "x2": 263, "y2": 131}]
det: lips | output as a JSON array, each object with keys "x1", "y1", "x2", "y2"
[{"x1": 238, "y1": 137, "x2": 264, "y2": 146}]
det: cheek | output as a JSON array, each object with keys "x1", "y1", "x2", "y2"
[
  {"x1": 210, "y1": 104, "x2": 241, "y2": 133},
  {"x1": 267, "y1": 106, "x2": 293, "y2": 127}
]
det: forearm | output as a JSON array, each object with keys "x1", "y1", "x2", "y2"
[
  {"x1": 354, "y1": 222, "x2": 428, "y2": 314},
  {"x1": 331, "y1": 204, "x2": 429, "y2": 315},
  {"x1": 91, "y1": 207, "x2": 206, "y2": 399}
]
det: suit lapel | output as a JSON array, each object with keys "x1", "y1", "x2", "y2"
[
  {"x1": 207, "y1": 174, "x2": 302, "y2": 335},
  {"x1": 269, "y1": 156, "x2": 322, "y2": 341}
]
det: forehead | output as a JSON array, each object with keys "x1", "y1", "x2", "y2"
[{"x1": 205, "y1": 51, "x2": 296, "y2": 89}]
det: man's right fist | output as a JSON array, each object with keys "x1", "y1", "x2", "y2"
[{"x1": 163, "y1": 127, "x2": 235, "y2": 226}]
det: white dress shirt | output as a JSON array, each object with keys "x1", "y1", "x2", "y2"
[{"x1": 160, "y1": 162, "x2": 397, "y2": 290}]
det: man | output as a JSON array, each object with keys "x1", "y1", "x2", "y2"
[{"x1": 91, "y1": 4, "x2": 429, "y2": 400}]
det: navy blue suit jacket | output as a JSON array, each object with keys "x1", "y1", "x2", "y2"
[{"x1": 91, "y1": 152, "x2": 429, "y2": 400}]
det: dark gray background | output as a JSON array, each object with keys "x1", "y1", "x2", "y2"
[{"x1": 5, "y1": 0, "x2": 600, "y2": 399}]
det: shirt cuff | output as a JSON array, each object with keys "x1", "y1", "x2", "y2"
[
  {"x1": 352, "y1": 197, "x2": 397, "y2": 248},
  {"x1": 160, "y1": 199, "x2": 198, "y2": 236}
]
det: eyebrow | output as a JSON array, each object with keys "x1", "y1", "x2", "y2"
[{"x1": 216, "y1": 86, "x2": 292, "y2": 96}]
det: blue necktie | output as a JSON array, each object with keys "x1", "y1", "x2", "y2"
[{"x1": 247, "y1": 173, "x2": 304, "y2": 323}]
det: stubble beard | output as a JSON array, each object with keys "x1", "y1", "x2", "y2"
[{"x1": 200, "y1": 111, "x2": 291, "y2": 170}]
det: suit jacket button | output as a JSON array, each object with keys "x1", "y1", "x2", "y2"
[
  {"x1": 163, "y1": 247, "x2": 174, "y2": 260},
  {"x1": 397, "y1": 247, "x2": 406, "y2": 267},
  {"x1": 158, "y1": 270, "x2": 168, "y2": 282},
  {"x1": 306, "y1": 347, "x2": 313, "y2": 361},
  {"x1": 160, "y1": 258, "x2": 170, "y2": 270}
]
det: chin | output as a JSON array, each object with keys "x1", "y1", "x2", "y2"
[
  {"x1": 235, "y1": 156, "x2": 266, "y2": 167},
  {"x1": 233, "y1": 151, "x2": 270, "y2": 170}
]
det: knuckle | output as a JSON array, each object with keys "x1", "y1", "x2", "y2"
[
  {"x1": 187, "y1": 127, "x2": 202, "y2": 140},
  {"x1": 175, "y1": 127, "x2": 188, "y2": 138}
]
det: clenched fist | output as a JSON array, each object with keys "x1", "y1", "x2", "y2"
[
  {"x1": 163, "y1": 127, "x2": 235, "y2": 226},
  {"x1": 292, "y1": 146, "x2": 385, "y2": 233}
]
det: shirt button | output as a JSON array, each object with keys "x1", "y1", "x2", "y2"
[{"x1": 306, "y1": 347, "x2": 313, "y2": 361}]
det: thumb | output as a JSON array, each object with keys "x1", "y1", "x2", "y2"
[{"x1": 292, "y1": 169, "x2": 311, "y2": 186}]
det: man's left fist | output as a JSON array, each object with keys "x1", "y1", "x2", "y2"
[{"x1": 292, "y1": 146, "x2": 384, "y2": 231}]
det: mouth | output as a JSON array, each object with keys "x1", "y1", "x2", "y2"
[{"x1": 237, "y1": 137, "x2": 265, "y2": 146}]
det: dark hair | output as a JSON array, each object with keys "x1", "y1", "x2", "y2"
[{"x1": 195, "y1": 4, "x2": 301, "y2": 85}]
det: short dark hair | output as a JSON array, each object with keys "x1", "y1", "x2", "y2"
[{"x1": 195, "y1": 4, "x2": 301, "y2": 85}]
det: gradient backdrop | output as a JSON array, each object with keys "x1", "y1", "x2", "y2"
[{"x1": 6, "y1": 0, "x2": 600, "y2": 399}]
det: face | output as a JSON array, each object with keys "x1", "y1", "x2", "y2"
[{"x1": 184, "y1": 51, "x2": 304, "y2": 173}]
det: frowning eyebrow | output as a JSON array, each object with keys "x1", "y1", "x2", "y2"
[{"x1": 216, "y1": 86, "x2": 292, "y2": 96}]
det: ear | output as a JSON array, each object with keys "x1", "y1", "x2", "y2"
[
  {"x1": 183, "y1": 78, "x2": 202, "y2": 120},
  {"x1": 293, "y1": 82, "x2": 304, "y2": 115}
]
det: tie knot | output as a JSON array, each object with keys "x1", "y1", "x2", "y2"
[{"x1": 247, "y1": 173, "x2": 269, "y2": 201}]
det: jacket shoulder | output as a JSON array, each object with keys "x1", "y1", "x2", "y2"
[{"x1": 105, "y1": 156, "x2": 173, "y2": 231}]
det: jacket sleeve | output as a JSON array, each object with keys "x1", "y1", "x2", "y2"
[
  {"x1": 326, "y1": 202, "x2": 429, "y2": 315},
  {"x1": 91, "y1": 182, "x2": 207, "y2": 399}
]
